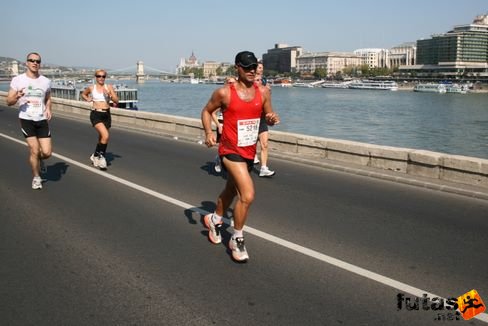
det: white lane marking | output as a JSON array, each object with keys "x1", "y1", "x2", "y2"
[{"x1": 2, "y1": 132, "x2": 487, "y2": 323}]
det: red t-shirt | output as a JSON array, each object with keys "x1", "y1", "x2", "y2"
[{"x1": 219, "y1": 83, "x2": 263, "y2": 160}]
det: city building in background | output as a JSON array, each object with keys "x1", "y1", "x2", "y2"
[
  {"x1": 202, "y1": 61, "x2": 220, "y2": 78},
  {"x1": 262, "y1": 44, "x2": 303, "y2": 73},
  {"x1": 353, "y1": 48, "x2": 390, "y2": 68},
  {"x1": 399, "y1": 14, "x2": 488, "y2": 78},
  {"x1": 296, "y1": 52, "x2": 361, "y2": 76},
  {"x1": 176, "y1": 51, "x2": 199, "y2": 74},
  {"x1": 389, "y1": 42, "x2": 417, "y2": 68}
]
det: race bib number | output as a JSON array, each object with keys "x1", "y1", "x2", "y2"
[
  {"x1": 24, "y1": 88, "x2": 44, "y2": 116},
  {"x1": 237, "y1": 118, "x2": 260, "y2": 147}
]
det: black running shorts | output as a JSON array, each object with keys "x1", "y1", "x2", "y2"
[
  {"x1": 90, "y1": 110, "x2": 111, "y2": 129},
  {"x1": 20, "y1": 119, "x2": 51, "y2": 138},
  {"x1": 221, "y1": 154, "x2": 254, "y2": 172}
]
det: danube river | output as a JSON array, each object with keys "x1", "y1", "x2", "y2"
[
  {"x1": 1, "y1": 80, "x2": 487, "y2": 159},
  {"x1": 129, "y1": 80, "x2": 488, "y2": 160}
]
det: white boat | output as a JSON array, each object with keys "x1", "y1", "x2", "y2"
[
  {"x1": 321, "y1": 81, "x2": 351, "y2": 89},
  {"x1": 271, "y1": 78, "x2": 292, "y2": 87},
  {"x1": 348, "y1": 80, "x2": 398, "y2": 91},
  {"x1": 292, "y1": 82, "x2": 314, "y2": 88},
  {"x1": 445, "y1": 84, "x2": 468, "y2": 94},
  {"x1": 309, "y1": 80, "x2": 326, "y2": 87},
  {"x1": 413, "y1": 83, "x2": 447, "y2": 93}
]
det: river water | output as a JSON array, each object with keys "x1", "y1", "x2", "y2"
[{"x1": 2, "y1": 80, "x2": 488, "y2": 159}]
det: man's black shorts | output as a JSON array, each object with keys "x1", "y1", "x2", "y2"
[
  {"x1": 221, "y1": 154, "x2": 254, "y2": 172},
  {"x1": 20, "y1": 119, "x2": 51, "y2": 138}
]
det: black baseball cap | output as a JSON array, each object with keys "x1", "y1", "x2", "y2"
[{"x1": 235, "y1": 51, "x2": 258, "y2": 68}]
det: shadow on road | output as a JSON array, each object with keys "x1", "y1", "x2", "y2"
[
  {"x1": 104, "y1": 152, "x2": 122, "y2": 166},
  {"x1": 200, "y1": 161, "x2": 228, "y2": 179},
  {"x1": 44, "y1": 161, "x2": 69, "y2": 182}
]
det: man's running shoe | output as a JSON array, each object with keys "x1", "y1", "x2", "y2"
[
  {"x1": 98, "y1": 155, "x2": 107, "y2": 169},
  {"x1": 229, "y1": 237, "x2": 249, "y2": 262},
  {"x1": 204, "y1": 213, "x2": 223, "y2": 244},
  {"x1": 214, "y1": 155, "x2": 221, "y2": 173},
  {"x1": 32, "y1": 176, "x2": 42, "y2": 190},
  {"x1": 90, "y1": 154, "x2": 99, "y2": 167},
  {"x1": 253, "y1": 154, "x2": 260, "y2": 164},
  {"x1": 259, "y1": 166, "x2": 275, "y2": 177},
  {"x1": 40, "y1": 159, "x2": 47, "y2": 174}
]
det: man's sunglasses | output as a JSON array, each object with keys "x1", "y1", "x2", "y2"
[
  {"x1": 95, "y1": 75, "x2": 106, "y2": 78},
  {"x1": 27, "y1": 59, "x2": 41, "y2": 64},
  {"x1": 238, "y1": 64, "x2": 257, "y2": 71}
]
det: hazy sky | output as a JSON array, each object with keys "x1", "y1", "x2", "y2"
[{"x1": 1, "y1": 0, "x2": 486, "y2": 73}]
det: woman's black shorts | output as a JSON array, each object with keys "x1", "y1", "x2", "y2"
[{"x1": 90, "y1": 110, "x2": 111, "y2": 129}]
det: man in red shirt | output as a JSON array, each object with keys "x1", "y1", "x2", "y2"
[{"x1": 201, "y1": 51, "x2": 280, "y2": 262}]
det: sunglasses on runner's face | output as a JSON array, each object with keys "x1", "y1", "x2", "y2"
[
  {"x1": 239, "y1": 64, "x2": 257, "y2": 71},
  {"x1": 96, "y1": 75, "x2": 106, "y2": 78},
  {"x1": 27, "y1": 59, "x2": 41, "y2": 64}
]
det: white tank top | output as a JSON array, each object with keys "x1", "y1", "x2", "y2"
[{"x1": 92, "y1": 84, "x2": 109, "y2": 102}]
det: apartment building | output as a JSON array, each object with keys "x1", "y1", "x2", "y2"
[
  {"x1": 389, "y1": 42, "x2": 417, "y2": 68},
  {"x1": 262, "y1": 44, "x2": 303, "y2": 73},
  {"x1": 353, "y1": 48, "x2": 390, "y2": 68},
  {"x1": 400, "y1": 14, "x2": 488, "y2": 78},
  {"x1": 202, "y1": 61, "x2": 221, "y2": 78},
  {"x1": 296, "y1": 52, "x2": 361, "y2": 76}
]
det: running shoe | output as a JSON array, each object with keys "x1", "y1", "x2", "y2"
[
  {"x1": 229, "y1": 237, "x2": 249, "y2": 262},
  {"x1": 40, "y1": 159, "x2": 47, "y2": 174},
  {"x1": 204, "y1": 213, "x2": 223, "y2": 244},
  {"x1": 253, "y1": 154, "x2": 260, "y2": 164},
  {"x1": 259, "y1": 166, "x2": 275, "y2": 177},
  {"x1": 32, "y1": 176, "x2": 42, "y2": 190},
  {"x1": 214, "y1": 155, "x2": 221, "y2": 173},
  {"x1": 90, "y1": 154, "x2": 99, "y2": 167},
  {"x1": 98, "y1": 155, "x2": 107, "y2": 169}
]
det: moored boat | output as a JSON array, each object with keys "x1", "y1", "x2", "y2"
[
  {"x1": 321, "y1": 81, "x2": 351, "y2": 89},
  {"x1": 413, "y1": 83, "x2": 447, "y2": 93},
  {"x1": 271, "y1": 78, "x2": 292, "y2": 87},
  {"x1": 348, "y1": 80, "x2": 398, "y2": 91},
  {"x1": 444, "y1": 84, "x2": 468, "y2": 94},
  {"x1": 292, "y1": 82, "x2": 314, "y2": 88}
]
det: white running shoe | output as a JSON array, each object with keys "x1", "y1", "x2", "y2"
[
  {"x1": 253, "y1": 154, "x2": 260, "y2": 164},
  {"x1": 204, "y1": 214, "x2": 223, "y2": 244},
  {"x1": 214, "y1": 155, "x2": 221, "y2": 173},
  {"x1": 229, "y1": 237, "x2": 249, "y2": 262},
  {"x1": 90, "y1": 154, "x2": 99, "y2": 167},
  {"x1": 98, "y1": 155, "x2": 107, "y2": 169},
  {"x1": 259, "y1": 166, "x2": 275, "y2": 177},
  {"x1": 32, "y1": 176, "x2": 42, "y2": 190}
]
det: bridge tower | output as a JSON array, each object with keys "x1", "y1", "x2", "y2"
[
  {"x1": 136, "y1": 61, "x2": 145, "y2": 83},
  {"x1": 10, "y1": 61, "x2": 19, "y2": 77}
]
